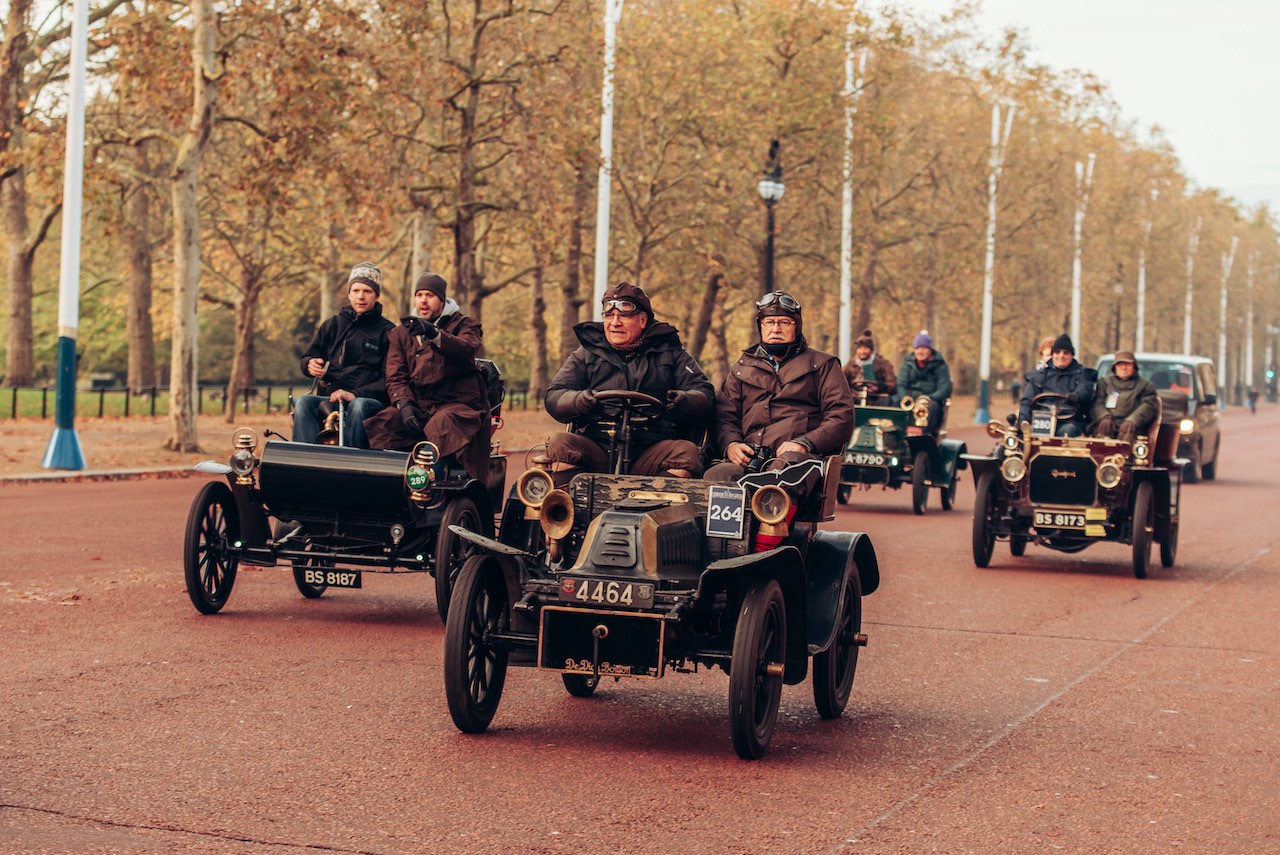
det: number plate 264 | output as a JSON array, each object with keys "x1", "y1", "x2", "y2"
[{"x1": 560, "y1": 577, "x2": 655, "y2": 609}]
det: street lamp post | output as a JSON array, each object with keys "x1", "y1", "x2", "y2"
[{"x1": 757, "y1": 140, "x2": 784, "y2": 298}]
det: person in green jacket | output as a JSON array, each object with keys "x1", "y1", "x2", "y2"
[
  {"x1": 897, "y1": 330, "x2": 952, "y2": 434},
  {"x1": 1090, "y1": 351, "x2": 1159, "y2": 441}
]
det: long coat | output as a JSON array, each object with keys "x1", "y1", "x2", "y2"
[
  {"x1": 715, "y1": 341, "x2": 854, "y2": 456},
  {"x1": 1090, "y1": 372, "x2": 1159, "y2": 432},
  {"x1": 545, "y1": 321, "x2": 714, "y2": 452},
  {"x1": 365, "y1": 305, "x2": 491, "y2": 480}
]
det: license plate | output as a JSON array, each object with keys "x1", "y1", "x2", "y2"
[
  {"x1": 845, "y1": 451, "x2": 887, "y2": 466},
  {"x1": 1031, "y1": 413, "x2": 1053, "y2": 435},
  {"x1": 906, "y1": 426, "x2": 924, "y2": 436},
  {"x1": 560, "y1": 577, "x2": 655, "y2": 609},
  {"x1": 1034, "y1": 510, "x2": 1086, "y2": 529},
  {"x1": 302, "y1": 568, "x2": 362, "y2": 588}
]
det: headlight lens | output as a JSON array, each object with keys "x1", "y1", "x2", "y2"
[
  {"x1": 1004, "y1": 434, "x2": 1020, "y2": 451},
  {"x1": 230, "y1": 448, "x2": 256, "y2": 476},
  {"x1": 751, "y1": 485, "x2": 792, "y2": 525},
  {"x1": 1000, "y1": 456, "x2": 1026, "y2": 483},
  {"x1": 516, "y1": 468, "x2": 554, "y2": 508},
  {"x1": 1097, "y1": 461, "x2": 1123, "y2": 489},
  {"x1": 1132, "y1": 441, "x2": 1149, "y2": 461},
  {"x1": 1179, "y1": 418, "x2": 1194, "y2": 434}
]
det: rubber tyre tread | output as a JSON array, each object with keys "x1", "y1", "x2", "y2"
[
  {"x1": 911, "y1": 451, "x2": 930, "y2": 515},
  {"x1": 443, "y1": 556, "x2": 509, "y2": 733},
  {"x1": 729, "y1": 579, "x2": 786, "y2": 760},
  {"x1": 812, "y1": 571, "x2": 862, "y2": 719},
  {"x1": 1160, "y1": 520, "x2": 1178, "y2": 568},
  {"x1": 183, "y1": 481, "x2": 239, "y2": 615},
  {"x1": 561, "y1": 674, "x2": 599, "y2": 698},
  {"x1": 1132, "y1": 480, "x2": 1154, "y2": 579},
  {"x1": 971, "y1": 470, "x2": 997, "y2": 568},
  {"x1": 434, "y1": 496, "x2": 484, "y2": 624}
]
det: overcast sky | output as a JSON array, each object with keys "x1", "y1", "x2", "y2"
[{"x1": 887, "y1": 0, "x2": 1280, "y2": 216}]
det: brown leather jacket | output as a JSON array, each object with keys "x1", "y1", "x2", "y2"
[{"x1": 715, "y1": 341, "x2": 855, "y2": 456}]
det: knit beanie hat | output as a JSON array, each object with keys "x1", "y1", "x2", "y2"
[
  {"x1": 348, "y1": 261, "x2": 382, "y2": 296},
  {"x1": 1051, "y1": 334, "x2": 1075, "y2": 355},
  {"x1": 912, "y1": 330, "x2": 933, "y2": 349},
  {"x1": 855, "y1": 329, "x2": 875, "y2": 350},
  {"x1": 415, "y1": 272, "x2": 447, "y2": 301}
]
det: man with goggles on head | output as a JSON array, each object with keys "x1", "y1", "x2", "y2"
[
  {"x1": 544, "y1": 281, "x2": 714, "y2": 476},
  {"x1": 706, "y1": 290, "x2": 854, "y2": 481}
]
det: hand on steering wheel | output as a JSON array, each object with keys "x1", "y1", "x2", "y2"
[
  {"x1": 593, "y1": 389, "x2": 667, "y2": 420},
  {"x1": 1031, "y1": 391, "x2": 1078, "y2": 420}
]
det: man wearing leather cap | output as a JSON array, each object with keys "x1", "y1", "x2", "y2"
[
  {"x1": 294, "y1": 261, "x2": 395, "y2": 448},
  {"x1": 544, "y1": 281, "x2": 714, "y2": 476},
  {"x1": 1018, "y1": 333, "x2": 1095, "y2": 437},
  {"x1": 1090, "y1": 351, "x2": 1158, "y2": 441},
  {"x1": 365, "y1": 273, "x2": 492, "y2": 480},
  {"x1": 706, "y1": 290, "x2": 854, "y2": 480}
]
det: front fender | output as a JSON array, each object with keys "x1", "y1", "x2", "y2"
[
  {"x1": 698, "y1": 546, "x2": 808, "y2": 684},
  {"x1": 963, "y1": 453, "x2": 1001, "y2": 486},
  {"x1": 940, "y1": 440, "x2": 969, "y2": 479},
  {"x1": 806, "y1": 531, "x2": 878, "y2": 654}
]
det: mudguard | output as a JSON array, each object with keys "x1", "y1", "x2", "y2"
[
  {"x1": 939, "y1": 440, "x2": 969, "y2": 483},
  {"x1": 228, "y1": 480, "x2": 271, "y2": 550},
  {"x1": 1131, "y1": 466, "x2": 1175, "y2": 541},
  {"x1": 697, "y1": 546, "x2": 809, "y2": 684},
  {"x1": 962, "y1": 452, "x2": 1001, "y2": 484},
  {"x1": 805, "y1": 530, "x2": 878, "y2": 655}
]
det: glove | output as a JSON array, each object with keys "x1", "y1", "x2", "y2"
[
  {"x1": 1095, "y1": 414, "x2": 1115, "y2": 437},
  {"x1": 1116, "y1": 420, "x2": 1137, "y2": 442},
  {"x1": 402, "y1": 316, "x2": 438, "y2": 340},
  {"x1": 572, "y1": 389, "x2": 599, "y2": 417},
  {"x1": 399, "y1": 401, "x2": 426, "y2": 436},
  {"x1": 666, "y1": 389, "x2": 690, "y2": 416}
]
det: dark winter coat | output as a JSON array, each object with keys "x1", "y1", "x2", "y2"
[
  {"x1": 364, "y1": 303, "x2": 491, "y2": 480},
  {"x1": 897, "y1": 350, "x2": 952, "y2": 404},
  {"x1": 545, "y1": 321, "x2": 714, "y2": 453},
  {"x1": 1019, "y1": 359, "x2": 1095, "y2": 428},
  {"x1": 715, "y1": 340, "x2": 854, "y2": 456},
  {"x1": 299, "y1": 303, "x2": 395, "y2": 402},
  {"x1": 843, "y1": 353, "x2": 898, "y2": 397},
  {"x1": 1090, "y1": 372, "x2": 1159, "y2": 432}
]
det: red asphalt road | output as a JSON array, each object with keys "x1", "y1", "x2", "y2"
[{"x1": 1, "y1": 406, "x2": 1276, "y2": 853}]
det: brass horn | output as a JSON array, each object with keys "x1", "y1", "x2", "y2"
[
  {"x1": 316, "y1": 401, "x2": 346, "y2": 446},
  {"x1": 539, "y1": 489, "x2": 575, "y2": 541}
]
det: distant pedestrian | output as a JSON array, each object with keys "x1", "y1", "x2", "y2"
[{"x1": 1248, "y1": 385, "x2": 1259, "y2": 415}]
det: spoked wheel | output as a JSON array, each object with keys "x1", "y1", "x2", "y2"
[
  {"x1": 1010, "y1": 534, "x2": 1028, "y2": 557},
  {"x1": 1183, "y1": 444, "x2": 1201, "y2": 484},
  {"x1": 444, "y1": 556, "x2": 510, "y2": 733},
  {"x1": 812, "y1": 572, "x2": 862, "y2": 719},
  {"x1": 971, "y1": 471, "x2": 997, "y2": 568},
  {"x1": 561, "y1": 673, "x2": 599, "y2": 698},
  {"x1": 183, "y1": 482, "x2": 240, "y2": 614},
  {"x1": 836, "y1": 484, "x2": 851, "y2": 505},
  {"x1": 1160, "y1": 520, "x2": 1179, "y2": 568},
  {"x1": 434, "y1": 496, "x2": 484, "y2": 623},
  {"x1": 292, "y1": 546, "x2": 330, "y2": 599},
  {"x1": 729, "y1": 579, "x2": 787, "y2": 760},
  {"x1": 911, "y1": 451, "x2": 930, "y2": 515},
  {"x1": 1131, "y1": 481, "x2": 1154, "y2": 579},
  {"x1": 939, "y1": 473, "x2": 958, "y2": 511}
]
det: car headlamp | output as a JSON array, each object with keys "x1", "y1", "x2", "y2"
[
  {"x1": 1179, "y1": 418, "x2": 1194, "y2": 434},
  {"x1": 751, "y1": 484, "x2": 792, "y2": 525},
  {"x1": 516, "y1": 468, "x2": 555, "y2": 509},
  {"x1": 1132, "y1": 441, "x2": 1149, "y2": 461},
  {"x1": 1003, "y1": 434, "x2": 1020, "y2": 451},
  {"x1": 1000, "y1": 456, "x2": 1026, "y2": 483},
  {"x1": 230, "y1": 448, "x2": 257, "y2": 476},
  {"x1": 228, "y1": 428, "x2": 259, "y2": 485},
  {"x1": 406, "y1": 441, "x2": 440, "y2": 504},
  {"x1": 1097, "y1": 460, "x2": 1123, "y2": 490}
]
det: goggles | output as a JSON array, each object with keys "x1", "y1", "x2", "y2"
[
  {"x1": 756, "y1": 291, "x2": 801, "y2": 312},
  {"x1": 602, "y1": 298, "x2": 641, "y2": 317}
]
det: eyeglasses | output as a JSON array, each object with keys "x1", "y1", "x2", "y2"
[
  {"x1": 756, "y1": 291, "x2": 800, "y2": 311},
  {"x1": 602, "y1": 299, "x2": 641, "y2": 317},
  {"x1": 761, "y1": 318, "x2": 795, "y2": 328}
]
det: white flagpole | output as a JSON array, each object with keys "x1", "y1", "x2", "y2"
[
  {"x1": 975, "y1": 101, "x2": 1014, "y2": 424},
  {"x1": 1218, "y1": 235, "x2": 1238, "y2": 402},
  {"x1": 1069, "y1": 152, "x2": 1095, "y2": 348},
  {"x1": 591, "y1": 0, "x2": 624, "y2": 320},
  {"x1": 838, "y1": 32, "x2": 867, "y2": 366},
  {"x1": 1183, "y1": 216, "x2": 1201, "y2": 354},
  {"x1": 1136, "y1": 186, "x2": 1156, "y2": 353}
]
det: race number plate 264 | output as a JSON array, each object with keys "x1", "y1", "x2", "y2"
[{"x1": 706, "y1": 484, "x2": 746, "y2": 539}]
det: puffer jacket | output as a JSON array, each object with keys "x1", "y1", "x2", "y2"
[
  {"x1": 1019, "y1": 359, "x2": 1095, "y2": 427},
  {"x1": 299, "y1": 302, "x2": 395, "y2": 402},
  {"x1": 1090, "y1": 372, "x2": 1159, "y2": 432},
  {"x1": 546, "y1": 321, "x2": 715, "y2": 451},
  {"x1": 716, "y1": 340, "x2": 854, "y2": 456},
  {"x1": 897, "y1": 350, "x2": 952, "y2": 404}
]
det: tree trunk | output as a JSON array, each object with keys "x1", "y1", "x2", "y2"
[
  {"x1": 560, "y1": 159, "x2": 589, "y2": 362},
  {"x1": 1, "y1": 0, "x2": 33, "y2": 386},
  {"x1": 688, "y1": 262, "x2": 724, "y2": 363},
  {"x1": 165, "y1": 0, "x2": 217, "y2": 452},
  {"x1": 124, "y1": 142, "x2": 156, "y2": 392},
  {"x1": 224, "y1": 277, "x2": 258, "y2": 424},
  {"x1": 529, "y1": 265, "x2": 548, "y2": 407},
  {"x1": 411, "y1": 200, "x2": 432, "y2": 316},
  {"x1": 453, "y1": 72, "x2": 480, "y2": 317}
]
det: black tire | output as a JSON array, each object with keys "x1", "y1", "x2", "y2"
[
  {"x1": 443, "y1": 556, "x2": 510, "y2": 733},
  {"x1": 434, "y1": 496, "x2": 484, "y2": 623},
  {"x1": 812, "y1": 571, "x2": 862, "y2": 719},
  {"x1": 1010, "y1": 534, "x2": 1028, "y2": 556},
  {"x1": 561, "y1": 673, "x2": 599, "y2": 698},
  {"x1": 291, "y1": 547, "x2": 330, "y2": 599},
  {"x1": 837, "y1": 483, "x2": 851, "y2": 505},
  {"x1": 1132, "y1": 481, "x2": 1154, "y2": 579},
  {"x1": 183, "y1": 482, "x2": 239, "y2": 615},
  {"x1": 1183, "y1": 443, "x2": 1201, "y2": 484},
  {"x1": 971, "y1": 471, "x2": 997, "y2": 568},
  {"x1": 1200, "y1": 441, "x2": 1218, "y2": 481},
  {"x1": 729, "y1": 579, "x2": 787, "y2": 760},
  {"x1": 1160, "y1": 520, "x2": 1179, "y2": 568},
  {"x1": 911, "y1": 451, "x2": 930, "y2": 515},
  {"x1": 940, "y1": 473, "x2": 958, "y2": 511}
]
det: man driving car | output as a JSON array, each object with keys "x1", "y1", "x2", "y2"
[{"x1": 1018, "y1": 333, "x2": 1095, "y2": 437}]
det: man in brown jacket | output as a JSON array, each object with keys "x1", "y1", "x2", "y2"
[
  {"x1": 365, "y1": 273, "x2": 491, "y2": 480},
  {"x1": 843, "y1": 328, "x2": 897, "y2": 403},
  {"x1": 706, "y1": 291, "x2": 854, "y2": 480}
]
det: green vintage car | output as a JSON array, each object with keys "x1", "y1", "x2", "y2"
[{"x1": 836, "y1": 388, "x2": 967, "y2": 514}]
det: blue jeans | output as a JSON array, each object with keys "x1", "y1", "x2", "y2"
[{"x1": 292, "y1": 394, "x2": 385, "y2": 448}]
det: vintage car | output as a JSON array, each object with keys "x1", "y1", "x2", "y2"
[
  {"x1": 439, "y1": 390, "x2": 880, "y2": 759},
  {"x1": 837, "y1": 385, "x2": 967, "y2": 514},
  {"x1": 182, "y1": 363, "x2": 507, "y2": 622},
  {"x1": 1096, "y1": 352, "x2": 1221, "y2": 483},
  {"x1": 964, "y1": 392, "x2": 1181, "y2": 578}
]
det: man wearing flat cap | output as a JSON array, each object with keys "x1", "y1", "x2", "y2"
[
  {"x1": 365, "y1": 273, "x2": 492, "y2": 480},
  {"x1": 1090, "y1": 351, "x2": 1158, "y2": 441},
  {"x1": 294, "y1": 261, "x2": 395, "y2": 447},
  {"x1": 1018, "y1": 333, "x2": 1095, "y2": 436},
  {"x1": 544, "y1": 281, "x2": 714, "y2": 476}
]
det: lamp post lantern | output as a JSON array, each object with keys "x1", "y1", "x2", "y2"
[{"x1": 757, "y1": 140, "x2": 784, "y2": 298}]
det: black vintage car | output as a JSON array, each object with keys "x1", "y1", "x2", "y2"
[
  {"x1": 837, "y1": 386, "x2": 967, "y2": 514},
  {"x1": 1096, "y1": 352, "x2": 1221, "y2": 483},
  {"x1": 439, "y1": 393, "x2": 880, "y2": 759},
  {"x1": 964, "y1": 393, "x2": 1181, "y2": 578},
  {"x1": 182, "y1": 363, "x2": 507, "y2": 621}
]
